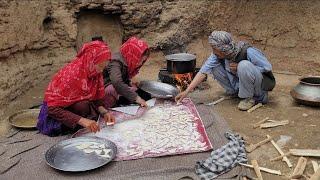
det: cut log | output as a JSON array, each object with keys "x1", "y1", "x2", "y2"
[
  {"x1": 246, "y1": 136, "x2": 273, "y2": 153},
  {"x1": 289, "y1": 149, "x2": 320, "y2": 157},
  {"x1": 312, "y1": 161, "x2": 319, "y2": 173},
  {"x1": 247, "y1": 103, "x2": 263, "y2": 113},
  {"x1": 239, "y1": 163, "x2": 282, "y2": 175},
  {"x1": 253, "y1": 117, "x2": 269, "y2": 128},
  {"x1": 251, "y1": 160, "x2": 264, "y2": 180},
  {"x1": 290, "y1": 157, "x2": 307, "y2": 179},
  {"x1": 260, "y1": 120, "x2": 289, "y2": 128},
  {"x1": 267, "y1": 135, "x2": 292, "y2": 168}
]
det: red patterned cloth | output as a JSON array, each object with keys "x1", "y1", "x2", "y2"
[
  {"x1": 120, "y1": 37, "x2": 149, "y2": 78},
  {"x1": 45, "y1": 41, "x2": 111, "y2": 107}
]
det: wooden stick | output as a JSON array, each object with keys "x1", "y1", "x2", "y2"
[
  {"x1": 289, "y1": 149, "x2": 320, "y2": 157},
  {"x1": 311, "y1": 161, "x2": 319, "y2": 173},
  {"x1": 267, "y1": 135, "x2": 292, "y2": 168},
  {"x1": 310, "y1": 168, "x2": 320, "y2": 180},
  {"x1": 270, "y1": 152, "x2": 292, "y2": 162},
  {"x1": 266, "y1": 119, "x2": 279, "y2": 123},
  {"x1": 246, "y1": 136, "x2": 273, "y2": 153},
  {"x1": 7, "y1": 138, "x2": 33, "y2": 144},
  {"x1": 253, "y1": 117, "x2": 269, "y2": 128},
  {"x1": 302, "y1": 174, "x2": 311, "y2": 179},
  {"x1": 273, "y1": 70, "x2": 298, "y2": 76},
  {"x1": 206, "y1": 97, "x2": 225, "y2": 106},
  {"x1": 260, "y1": 120, "x2": 289, "y2": 128},
  {"x1": 290, "y1": 157, "x2": 307, "y2": 179},
  {"x1": 239, "y1": 163, "x2": 282, "y2": 175},
  {"x1": 251, "y1": 160, "x2": 264, "y2": 180},
  {"x1": 10, "y1": 144, "x2": 41, "y2": 159},
  {"x1": 6, "y1": 129, "x2": 21, "y2": 138},
  {"x1": 247, "y1": 103, "x2": 263, "y2": 113}
]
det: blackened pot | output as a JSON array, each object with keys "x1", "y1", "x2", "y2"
[
  {"x1": 290, "y1": 76, "x2": 320, "y2": 106},
  {"x1": 165, "y1": 53, "x2": 196, "y2": 74}
]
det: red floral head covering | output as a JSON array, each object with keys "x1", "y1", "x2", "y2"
[
  {"x1": 45, "y1": 41, "x2": 111, "y2": 107},
  {"x1": 120, "y1": 37, "x2": 149, "y2": 78}
]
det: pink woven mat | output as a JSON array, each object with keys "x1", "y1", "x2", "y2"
[{"x1": 73, "y1": 98, "x2": 212, "y2": 161}]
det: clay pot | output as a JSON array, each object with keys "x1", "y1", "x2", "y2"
[{"x1": 290, "y1": 76, "x2": 320, "y2": 106}]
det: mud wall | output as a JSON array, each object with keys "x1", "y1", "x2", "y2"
[{"x1": 0, "y1": 0, "x2": 320, "y2": 106}]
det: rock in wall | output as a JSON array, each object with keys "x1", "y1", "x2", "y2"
[
  {"x1": 0, "y1": 0, "x2": 77, "y2": 106},
  {"x1": 205, "y1": 0, "x2": 320, "y2": 75}
]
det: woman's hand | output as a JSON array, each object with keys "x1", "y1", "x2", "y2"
[
  {"x1": 175, "y1": 91, "x2": 188, "y2": 104},
  {"x1": 136, "y1": 96, "x2": 148, "y2": 107},
  {"x1": 174, "y1": 72, "x2": 206, "y2": 104},
  {"x1": 229, "y1": 62, "x2": 238, "y2": 74},
  {"x1": 104, "y1": 112, "x2": 116, "y2": 125},
  {"x1": 130, "y1": 80, "x2": 140, "y2": 88},
  {"x1": 130, "y1": 77, "x2": 140, "y2": 88},
  {"x1": 78, "y1": 118, "x2": 100, "y2": 133}
]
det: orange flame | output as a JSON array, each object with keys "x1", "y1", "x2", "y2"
[{"x1": 174, "y1": 72, "x2": 193, "y2": 91}]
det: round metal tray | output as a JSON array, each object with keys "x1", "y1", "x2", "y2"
[
  {"x1": 138, "y1": 81, "x2": 179, "y2": 99},
  {"x1": 8, "y1": 109, "x2": 40, "y2": 129},
  {"x1": 45, "y1": 137, "x2": 117, "y2": 172}
]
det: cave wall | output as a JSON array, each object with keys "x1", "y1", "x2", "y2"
[{"x1": 0, "y1": 0, "x2": 320, "y2": 106}]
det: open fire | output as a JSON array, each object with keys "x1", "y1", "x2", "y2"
[
  {"x1": 158, "y1": 52, "x2": 207, "y2": 92},
  {"x1": 174, "y1": 72, "x2": 193, "y2": 91}
]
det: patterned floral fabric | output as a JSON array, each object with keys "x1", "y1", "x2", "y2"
[
  {"x1": 120, "y1": 37, "x2": 149, "y2": 78},
  {"x1": 44, "y1": 41, "x2": 111, "y2": 107}
]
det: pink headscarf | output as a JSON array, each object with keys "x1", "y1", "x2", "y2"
[{"x1": 120, "y1": 37, "x2": 149, "y2": 78}]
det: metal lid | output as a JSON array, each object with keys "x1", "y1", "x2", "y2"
[{"x1": 165, "y1": 53, "x2": 196, "y2": 61}]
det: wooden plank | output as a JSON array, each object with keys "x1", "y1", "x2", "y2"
[
  {"x1": 270, "y1": 152, "x2": 291, "y2": 161},
  {"x1": 260, "y1": 120, "x2": 289, "y2": 128},
  {"x1": 239, "y1": 163, "x2": 281, "y2": 175},
  {"x1": 310, "y1": 168, "x2": 320, "y2": 180},
  {"x1": 312, "y1": 161, "x2": 319, "y2": 173},
  {"x1": 289, "y1": 149, "x2": 320, "y2": 157},
  {"x1": 253, "y1": 117, "x2": 269, "y2": 128},
  {"x1": 247, "y1": 103, "x2": 263, "y2": 113},
  {"x1": 267, "y1": 135, "x2": 292, "y2": 168},
  {"x1": 251, "y1": 160, "x2": 264, "y2": 180},
  {"x1": 246, "y1": 136, "x2": 273, "y2": 153},
  {"x1": 290, "y1": 157, "x2": 307, "y2": 179}
]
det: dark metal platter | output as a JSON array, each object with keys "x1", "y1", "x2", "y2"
[{"x1": 45, "y1": 137, "x2": 117, "y2": 172}]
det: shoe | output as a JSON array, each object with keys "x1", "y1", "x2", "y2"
[{"x1": 238, "y1": 98, "x2": 255, "y2": 111}]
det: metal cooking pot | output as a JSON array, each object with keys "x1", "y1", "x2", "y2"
[
  {"x1": 165, "y1": 53, "x2": 196, "y2": 74},
  {"x1": 290, "y1": 76, "x2": 320, "y2": 106}
]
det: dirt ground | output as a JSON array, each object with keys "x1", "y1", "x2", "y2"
[{"x1": 0, "y1": 52, "x2": 319, "y2": 179}]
